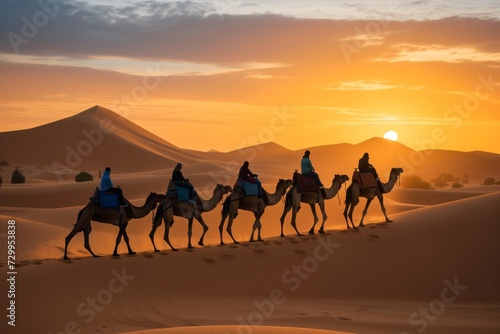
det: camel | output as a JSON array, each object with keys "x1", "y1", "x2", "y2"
[
  {"x1": 343, "y1": 167, "x2": 404, "y2": 229},
  {"x1": 150, "y1": 183, "x2": 232, "y2": 251},
  {"x1": 219, "y1": 178, "x2": 293, "y2": 245},
  {"x1": 280, "y1": 174, "x2": 350, "y2": 237},
  {"x1": 63, "y1": 192, "x2": 163, "y2": 260}
]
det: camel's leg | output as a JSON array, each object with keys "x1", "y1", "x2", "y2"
[
  {"x1": 64, "y1": 225, "x2": 81, "y2": 260},
  {"x1": 318, "y1": 202, "x2": 328, "y2": 234},
  {"x1": 250, "y1": 211, "x2": 264, "y2": 242},
  {"x1": 163, "y1": 214, "x2": 177, "y2": 251},
  {"x1": 290, "y1": 207, "x2": 302, "y2": 236},
  {"x1": 218, "y1": 212, "x2": 228, "y2": 245},
  {"x1": 113, "y1": 224, "x2": 124, "y2": 256},
  {"x1": 187, "y1": 218, "x2": 194, "y2": 249},
  {"x1": 377, "y1": 194, "x2": 392, "y2": 222},
  {"x1": 348, "y1": 201, "x2": 358, "y2": 229},
  {"x1": 83, "y1": 224, "x2": 99, "y2": 258},
  {"x1": 280, "y1": 204, "x2": 292, "y2": 237},
  {"x1": 343, "y1": 203, "x2": 351, "y2": 229},
  {"x1": 195, "y1": 214, "x2": 209, "y2": 246},
  {"x1": 279, "y1": 199, "x2": 292, "y2": 237},
  {"x1": 121, "y1": 223, "x2": 136, "y2": 255},
  {"x1": 308, "y1": 204, "x2": 319, "y2": 235},
  {"x1": 149, "y1": 207, "x2": 162, "y2": 252},
  {"x1": 226, "y1": 214, "x2": 239, "y2": 244},
  {"x1": 359, "y1": 198, "x2": 374, "y2": 227},
  {"x1": 256, "y1": 211, "x2": 264, "y2": 242}
]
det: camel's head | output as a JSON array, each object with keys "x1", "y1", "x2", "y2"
[
  {"x1": 334, "y1": 174, "x2": 350, "y2": 184},
  {"x1": 279, "y1": 178, "x2": 293, "y2": 189},
  {"x1": 217, "y1": 184, "x2": 233, "y2": 194},
  {"x1": 391, "y1": 167, "x2": 404, "y2": 177}
]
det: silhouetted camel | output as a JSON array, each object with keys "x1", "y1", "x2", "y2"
[
  {"x1": 64, "y1": 192, "x2": 163, "y2": 259},
  {"x1": 280, "y1": 174, "x2": 349, "y2": 236},
  {"x1": 343, "y1": 167, "x2": 403, "y2": 229}
]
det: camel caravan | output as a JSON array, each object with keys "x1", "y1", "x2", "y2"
[{"x1": 63, "y1": 152, "x2": 403, "y2": 259}]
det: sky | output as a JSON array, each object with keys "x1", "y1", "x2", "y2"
[{"x1": 0, "y1": 0, "x2": 499, "y2": 153}]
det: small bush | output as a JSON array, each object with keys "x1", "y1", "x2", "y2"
[
  {"x1": 433, "y1": 180, "x2": 449, "y2": 188},
  {"x1": 451, "y1": 182, "x2": 463, "y2": 188},
  {"x1": 75, "y1": 171, "x2": 94, "y2": 182},
  {"x1": 11, "y1": 168, "x2": 26, "y2": 184},
  {"x1": 402, "y1": 175, "x2": 434, "y2": 189},
  {"x1": 483, "y1": 177, "x2": 496, "y2": 185}
]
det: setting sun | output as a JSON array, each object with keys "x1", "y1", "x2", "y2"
[{"x1": 383, "y1": 130, "x2": 398, "y2": 141}]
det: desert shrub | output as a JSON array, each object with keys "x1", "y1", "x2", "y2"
[
  {"x1": 75, "y1": 171, "x2": 94, "y2": 182},
  {"x1": 451, "y1": 182, "x2": 463, "y2": 188},
  {"x1": 483, "y1": 177, "x2": 496, "y2": 185},
  {"x1": 431, "y1": 173, "x2": 458, "y2": 188},
  {"x1": 402, "y1": 175, "x2": 434, "y2": 189},
  {"x1": 11, "y1": 168, "x2": 26, "y2": 184}
]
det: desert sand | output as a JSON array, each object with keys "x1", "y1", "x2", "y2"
[{"x1": 1, "y1": 106, "x2": 499, "y2": 334}]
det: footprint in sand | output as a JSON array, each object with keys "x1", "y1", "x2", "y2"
[
  {"x1": 287, "y1": 238, "x2": 300, "y2": 244},
  {"x1": 218, "y1": 253, "x2": 236, "y2": 261},
  {"x1": 365, "y1": 233, "x2": 380, "y2": 241},
  {"x1": 228, "y1": 244, "x2": 239, "y2": 249},
  {"x1": 251, "y1": 249, "x2": 265, "y2": 255},
  {"x1": 273, "y1": 241, "x2": 284, "y2": 245},
  {"x1": 199, "y1": 257, "x2": 216, "y2": 265},
  {"x1": 292, "y1": 249, "x2": 307, "y2": 257}
]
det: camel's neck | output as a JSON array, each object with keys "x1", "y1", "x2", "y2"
[
  {"x1": 198, "y1": 188, "x2": 224, "y2": 212},
  {"x1": 381, "y1": 172, "x2": 399, "y2": 193},
  {"x1": 323, "y1": 178, "x2": 343, "y2": 199},
  {"x1": 264, "y1": 183, "x2": 288, "y2": 205},
  {"x1": 128, "y1": 196, "x2": 157, "y2": 218}
]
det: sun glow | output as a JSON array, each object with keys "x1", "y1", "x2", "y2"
[{"x1": 384, "y1": 130, "x2": 398, "y2": 141}]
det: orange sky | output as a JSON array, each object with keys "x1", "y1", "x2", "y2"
[{"x1": 1, "y1": 2, "x2": 499, "y2": 153}]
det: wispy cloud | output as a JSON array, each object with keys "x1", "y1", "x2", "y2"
[{"x1": 379, "y1": 44, "x2": 500, "y2": 63}]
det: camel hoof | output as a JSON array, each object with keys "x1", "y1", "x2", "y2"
[
  {"x1": 359, "y1": 224, "x2": 365, "y2": 228},
  {"x1": 234, "y1": 241, "x2": 240, "y2": 244},
  {"x1": 220, "y1": 242, "x2": 226, "y2": 246},
  {"x1": 188, "y1": 245, "x2": 194, "y2": 249},
  {"x1": 112, "y1": 253, "x2": 120, "y2": 257},
  {"x1": 63, "y1": 256, "x2": 70, "y2": 260},
  {"x1": 172, "y1": 248, "x2": 179, "y2": 252},
  {"x1": 386, "y1": 219, "x2": 393, "y2": 223},
  {"x1": 198, "y1": 241, "x2": 204, "y2": 246},
  {"x1": 257, "y1": 238, "x2": 264, "y2": 242},
  {"x1": 308, "y1": 230, "x2": 314, "y2": 235},
  {"x1": 128, "y1": 251, "x2": 136, "y2": 255},
  {"x1": 319, "y1": 229, "x2": 325, "y2": 234},
  {"x1": 280, "y1": 234, "x2": 285, "y2": 237},
  {"x1": 154, "y1": 249, "x2": 160, "y2": 253},
  {"x1": 249, "y1": 239, "x2": 255, "y2": 243}
]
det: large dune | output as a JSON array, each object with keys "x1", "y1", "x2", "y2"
[{"x1": 1, "y1": 106, "x2": 499, "y2": 334}]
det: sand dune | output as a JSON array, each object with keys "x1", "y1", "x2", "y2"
[{"x1": 1, "y1": 106, "x2": 500, "y2": 334}]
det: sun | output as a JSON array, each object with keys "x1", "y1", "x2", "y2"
[{"x1": 383, "y1": 130, "x2": 398, "y2": 141}]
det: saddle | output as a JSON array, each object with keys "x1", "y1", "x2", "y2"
[
  {"x1": 352, "y1": 171, "x2": 378, "y2": 189},
  {"x1": 234, "y1": 178, "x2": 260, "y2": 196},
  {"x1": 89, "y1": 187, "x2": 120, "y2": 210},
  {"x1": 293, "y1": 171, "x2": 319, "y2": 193}
]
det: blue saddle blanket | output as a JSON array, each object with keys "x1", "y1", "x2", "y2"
[
  {"x1": 99, "y1": 191, "x2": 119, "y2": 209},
  {"x1": 241, "y1": 181, "x2": 259, "y2": 196},
  {"x1": 170, "y1": 187, "x2": 190, "y2": 201}
]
